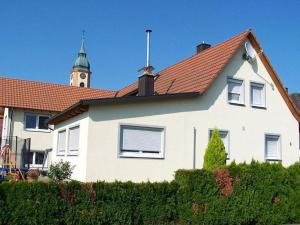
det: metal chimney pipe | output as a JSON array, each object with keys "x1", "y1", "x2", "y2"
[{"x1": 146, "y1": 29, "x2": 152, "y2": 67}]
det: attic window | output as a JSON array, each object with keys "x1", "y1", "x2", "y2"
[
  {"x1": 227, "y1": 78, "x2": 245, "y2": 105},
  {"x1": 250, "y1": 82, "x2": 266, "y2": 108}
]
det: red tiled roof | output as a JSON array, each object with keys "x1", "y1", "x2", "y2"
[
  {"x1": 117, "y1": 30, "x2": 251, "y2": 96},
  {"x1": 0, "y1": 77, "x2": 115, "y2": 112}
]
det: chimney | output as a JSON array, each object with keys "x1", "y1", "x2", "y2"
[
  {"x1": 196, "y1": 42, "x2": 211, "y2": 54},
  {"x1": 138, "y1": 30, "x2": 155, "y2": 96}
]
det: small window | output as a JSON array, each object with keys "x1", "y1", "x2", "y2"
[
  {"x1": 57, "y1": 130, "x2": 66, "y2": 155},
  {"x1": 227, "y1": 78, "x2": 244, "y2": 105},
  {"x1": 80, "y1": 82, "x2": 85, "y2": 87},
  {"x1": 25, "y1": 115, "x2": 37, "y2": 129},
  {"x1": 209, "y1": 129, "x2": 230, "y2": 159},
  {"x1": 25, "y1": 114, "x2": 50, "y2": 131},
  {"x1": 68, "y1": 126, "x2": 80, "y2": 155},
  {"x1": 250, "y1": 82, "x2": 265, "y2": 107},
  {"x1": 265, "y1": 134, "x2": 281, "y2": 161},
  {"x1": 119, "y1": 125, "x2": 165, "y2": 158},
  {"x1": 28, "y1": 151, "x2": 45, "y2": 168}
]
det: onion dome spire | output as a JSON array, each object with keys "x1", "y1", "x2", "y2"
[{"x1": 73, "y1": 31, "x2": 90, "y2": 72}]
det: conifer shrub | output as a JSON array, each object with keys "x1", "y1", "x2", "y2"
[{"x1": 203, "y1": 129, "x2": 227, "y2": 170}]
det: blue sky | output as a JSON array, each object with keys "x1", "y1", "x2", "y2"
[{"x1": 1, "y1": 0, "x2": 300, "y2": 93}]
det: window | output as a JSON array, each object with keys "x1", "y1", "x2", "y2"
[
  {"x1": 209, "y1": 129, "x2": 230, "y2": 159},
  {"x1": 28, "y1": 151, "x2": 45, "y2": 168},
  {"x1": 119, "y1": 125, "x2": 165, "y2": 158},
  {"x1": 25, "y1": 114, "x2": 50, "y2": 131},
  {"x1": 227, "y1": 78, "x2": 244, "y2": 105},
  {"x1": 250, "y1": 82, "x2": 266, "y2": 107},
  {"x1": 265, "y1": 134, "x2": 281, "y2": 161},
  {"x1": 57, "y1": 130, "x2": 66, "y2": 155},
  {"x1": 68, "y1": 126, "x2": 80, "y2": 155}
]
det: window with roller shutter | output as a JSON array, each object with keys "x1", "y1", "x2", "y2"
[{"x1": 119, "y1": 125, "x2": 165, "y2": 158}]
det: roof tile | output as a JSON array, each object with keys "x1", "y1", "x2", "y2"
[
  {"x1": 117, "y1": 30, "x2": 250, "y2": 96},
  {"x1": 0, "y1": 77, "x2": 115, "y2": 112}
]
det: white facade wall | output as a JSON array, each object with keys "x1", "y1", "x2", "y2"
[
  {"x1": 51, "y1": 40, "x2": 300, "y2": 182},
  {"x1": 51, "y1": 112, "x2": 89, "y2": 181},
  {"x1": 11, "y1": 109, "x2": 53, "y2": 152}
]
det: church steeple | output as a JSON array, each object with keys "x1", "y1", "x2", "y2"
[{"x1": 70, "y1": 31, "x2": 91, "y2": 88}]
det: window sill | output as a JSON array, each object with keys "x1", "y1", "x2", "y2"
[
  {"x1": 24, "y1": 128, "x2": 51, "y2": 133},
  {"x1": 29, "y1": 164, "x2": 46, "y2": 168},
  {"x1": 67, "y1": 154, "x2": 79, "y2": 156},
  {"x1": 228, "y1": 102, "x2": 245, "y2": 107},
  {"x1": 56, "y1": 153, "x2": 65, "y2": 156},
  {"x1": 119, "y1": 154, "x2": 164, "y2": 159},
  {"x1": 251, "y1": 105, "x2": 266, "y2": 109},
  {"x1": 265, "y1": 158, "x2": 282, "y2": 162}
]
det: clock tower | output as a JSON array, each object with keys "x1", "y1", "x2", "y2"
[{"x1": 70, "y1": 35, "x2": 91, "y2": 88}]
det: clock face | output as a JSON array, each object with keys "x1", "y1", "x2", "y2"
[{"x1": 80, "y1": 73, "x2": 86, "y2": 79}]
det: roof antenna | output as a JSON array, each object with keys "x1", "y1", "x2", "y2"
[{"x1": 139, "y1": 29, "x2": 154, "y2": 75}]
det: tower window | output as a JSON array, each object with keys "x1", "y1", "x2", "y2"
[{"x1": 79, "y1": 82, "x2": 85, "y2": 87}]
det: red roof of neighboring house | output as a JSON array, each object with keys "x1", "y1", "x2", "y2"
[
  {"x1": 0, "y1": 77, "x2": 115, "y2": 112},
  {"x1": 117, "y1": 30, "x2": 251, "y2": 96}
]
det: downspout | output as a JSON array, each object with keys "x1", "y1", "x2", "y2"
[
  {"x1": 9, "y1": 108, "x2": 14, "y2": 138},
  {"x1": 193, "y1": 127, "x2": 197, "y2": 169}
]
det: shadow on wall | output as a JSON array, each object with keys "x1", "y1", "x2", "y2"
[{"x1": 89, "y1": 51, "x2": 244, "y2": 122}]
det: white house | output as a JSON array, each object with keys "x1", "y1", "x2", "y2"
[{"x1": 48, "y1": 29, "x2": 300, "y2": 182}]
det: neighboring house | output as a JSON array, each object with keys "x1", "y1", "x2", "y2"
[
  {"x1": 48, "y1": 29, "x2": 300, "y2": 182},
  {"x1": 290, "y1": 93, "x2": 300, "y2": 113},
  {"x1": 290, "y1": 93, "x2": 300, "y2": 152},
  {"x1": 0, "y1": 40, "x2": 115, "y2": 169}
]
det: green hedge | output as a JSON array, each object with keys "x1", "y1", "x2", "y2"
[{"x1": 0, "y1": 162, "x2": 299, "y2": 225}]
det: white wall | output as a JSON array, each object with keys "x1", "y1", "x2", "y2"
[
  {"x1": 11, "y1": 109, "x2": 53, "y2": 152},
  {"x1": 54, "y1": 40, "x2": 300, "y2": 182},
  {"x1": 51, "y1": 112, "x2": 89, "y2": 181}
]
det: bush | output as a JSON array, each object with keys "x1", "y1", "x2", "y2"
[
  {"x1": 203, "y1": 129, "x2": 227, "y2": 170},
  {"x1": 48, "y1": 160, "x2": 74, "y2": 182},
  {"x1": 0, "y1": 162, "x2": 299, "y2": 225}
]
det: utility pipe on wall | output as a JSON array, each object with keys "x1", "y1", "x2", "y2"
[{"x1": 193, "y1": 127, "x2": 197, "y2": 169}]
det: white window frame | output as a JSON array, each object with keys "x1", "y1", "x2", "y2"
[
  {"x1": 209, "y1": 129, "x2": 230, "y2": 159},
  {"x1": 57, "y1": 129, "x2": 67, "y2": 156},
  {"x1": 29, "y1": 151, "x2": 47, "y2": 168},
  {"x1": 227, "y1": 78, "x2": 245, "y2": 105},
  {"x1": 67, "y1": 125, "x2": 80, "y2": 156},
  {"x1": 24, "y1": 113, "x2": 50, "y2": 132},
  {"x1": 265, "y1": 134, "x2": 282, "y2": 161},
  {"x1": 250, "y1": 82, "x2": 266, "y2": 108},
  {"x1": 118, "y1": 124, "x2": 165, "y2": 159}
]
